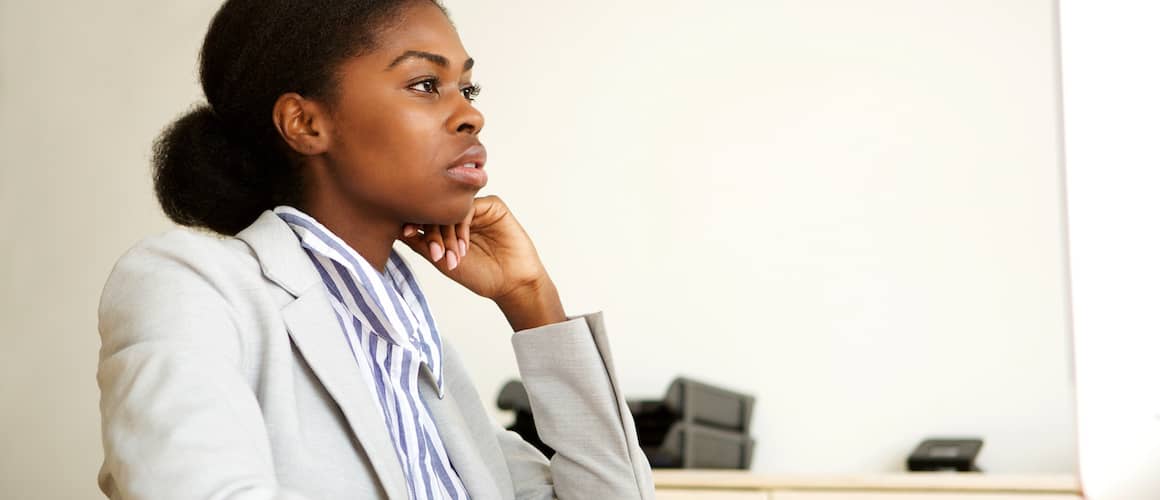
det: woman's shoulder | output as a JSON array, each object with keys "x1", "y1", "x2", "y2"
[
  {"x1": 99, "y1": 226, "x2": 266, "y2": 323},
  {"x1": 107, "y1": 225, "x2": 260, "y2": 280}
]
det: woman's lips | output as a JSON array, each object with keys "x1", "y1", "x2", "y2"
[
  {"x1": 446, "y1": 162, "x2": 488, "y2": 188},
  {"x1": 446, "y1": 144, "x2": 488, "y2": 188}
]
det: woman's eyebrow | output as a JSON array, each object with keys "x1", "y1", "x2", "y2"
[{"x1": 387, "y1": 50, "x2": 474, "y2": 72}]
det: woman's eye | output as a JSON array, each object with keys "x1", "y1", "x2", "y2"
[
  {"x1": 410, "y1": 79, "x2": 438, "y2": 94},
  {"x1": 409, "y1": 79, "x2": 480, "y2": 102},
  {"x1": 461, "y1": 84, "x2": 482, "y2": 102}
]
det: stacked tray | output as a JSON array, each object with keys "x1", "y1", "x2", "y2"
[
  {"x1": 629, "y1": 377, "x2": 756, "y2": 469},
  {"x1": 498, "y1": 376, "x2": 756, "y2": 469}
]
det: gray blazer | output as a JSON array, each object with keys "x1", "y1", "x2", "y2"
[{"x1": 96, "y1": 210, "x2": 656, "y2": 500}]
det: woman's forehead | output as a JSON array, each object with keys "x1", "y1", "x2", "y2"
[{"x1": 372, "y1": 2, "x2": 470, "y2": 70}]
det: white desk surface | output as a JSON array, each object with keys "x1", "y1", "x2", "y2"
[{"x1": 652, "y1": 470, "x2": 1081, "y2": 494}]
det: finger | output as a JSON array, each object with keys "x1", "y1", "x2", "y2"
[
  {"x1": 469, "y1": 195, "x2": 506, "y2": 229},
  {"x1": 399, "y1": 223, "x2": 435, "y2": 256},
  {"x1": 424, "y1": 224, "x2": 446, "y2": 263},
  {"x1": 398, "y1": 229, "x2": 430, "y2": 258},
  {"x1": 440, "y1": 224, "x2": 459, "y2": 270},
  {"x1": 455, "y1": 223, "x2": 468, "y2": 258},
  {"x1": 456, "y1": 206, "x2": 474, "y2": 257}
]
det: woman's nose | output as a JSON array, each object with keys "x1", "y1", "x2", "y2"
[{"x1": 451, "y1": 101, "x2": 484, "y2": 135}]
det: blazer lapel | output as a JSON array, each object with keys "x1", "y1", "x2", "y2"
[
  {"x1": 418, "y1": 368, "x2": 507, "y2": 500},
  {"x1": 236, "y1": 211, "x2": 410, "y2": 500}
]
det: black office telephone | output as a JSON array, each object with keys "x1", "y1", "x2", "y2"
[{"x1": 907, "y1": 438, "x2": 984, "y2": 472}]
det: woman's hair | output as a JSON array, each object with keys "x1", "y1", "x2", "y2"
[{"x1": 153, "y1": 0, "x2": 445, "y2": 236}]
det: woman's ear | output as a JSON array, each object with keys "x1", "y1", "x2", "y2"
[{"x1": 272, "y1": 92, "x2": 332, "y2": 155}]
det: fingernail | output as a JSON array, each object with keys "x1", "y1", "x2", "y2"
[
  {"x1": 403, "y1": 225, "x2": 417, "y2": 237},
  {"x1": 459, "y1": 240, "x2": 467, "y2": 257},
  {"x1": 429, "y1": 241, "x2": 444, "y2": 261},
  {"x1": 447, "y1": 250, "x2": 458, "y2": 270}
]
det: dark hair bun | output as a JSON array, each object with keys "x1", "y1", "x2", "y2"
[{"x1": 152, "y1": 104, "x2": 277, "y2": 235}]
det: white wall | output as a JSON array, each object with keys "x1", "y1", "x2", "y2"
[
  {"x1": 439, "y1": 0, "x2": 1074, "y2": 474},
  {"x1": 0, "y1": 1, "x2": 1073, "y2": 498},
  {"x1": 1059, "y1": 1, "x2": 1160, "y2": 498}
]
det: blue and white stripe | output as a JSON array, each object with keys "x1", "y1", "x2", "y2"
[{"x1": 274, "y1": 205, "x2": 469, "y2": 500}]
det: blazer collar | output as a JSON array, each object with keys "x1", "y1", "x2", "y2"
[
  {"x1": 237, "y1": 209, "x2": 447, "y2": 393},
  {"x1": 234, "y1": 210, "x2": 321, "y2": 298}
]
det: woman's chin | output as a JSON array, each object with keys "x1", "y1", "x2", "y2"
[{"x1": 420, "y1": 196, "x2": 477, "y2": 226}]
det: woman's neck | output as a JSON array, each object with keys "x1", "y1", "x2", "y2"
[{"x1": 299, "y1": 196, "x2": 402, "y2": 272}]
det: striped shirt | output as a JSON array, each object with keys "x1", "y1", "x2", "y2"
[{"x1": 274, "y1": 206, "x2": 470, "y2": 500}]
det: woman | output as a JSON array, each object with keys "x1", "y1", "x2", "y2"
[{"x1": 95, "y1": 1, "x2": 655, "y2": 499}]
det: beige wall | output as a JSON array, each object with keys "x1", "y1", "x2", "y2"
[
  {"x1": 0, "y1": 1, "x2": 1073, "y2": 498},
  {"x1": 1, "y1": 1, "x2": 222, "y2": 498}
]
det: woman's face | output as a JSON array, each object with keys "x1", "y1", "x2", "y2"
[{"x1": 320, "y1": 1, "x2": 486, "y2": 226}]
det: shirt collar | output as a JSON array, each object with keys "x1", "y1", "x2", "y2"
[{"x1": 271, "y1": 205, "x2": 445, "y2": 396}]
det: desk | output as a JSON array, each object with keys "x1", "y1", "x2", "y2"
[{"x1": 652, "y1": 470, "x2": 1082, "y2": 500}]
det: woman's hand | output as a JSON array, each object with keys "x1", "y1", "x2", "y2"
[{"x1": 399, "y1": 195, "x2": 566, "y2": 330}]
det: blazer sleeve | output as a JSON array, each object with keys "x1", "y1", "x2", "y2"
[
  {"x1": 96, "y1": 234, "x2": 312, "y2": 500},
  {"x1": 500, "y1": 311, "x2": 656, "y2": 500}
]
